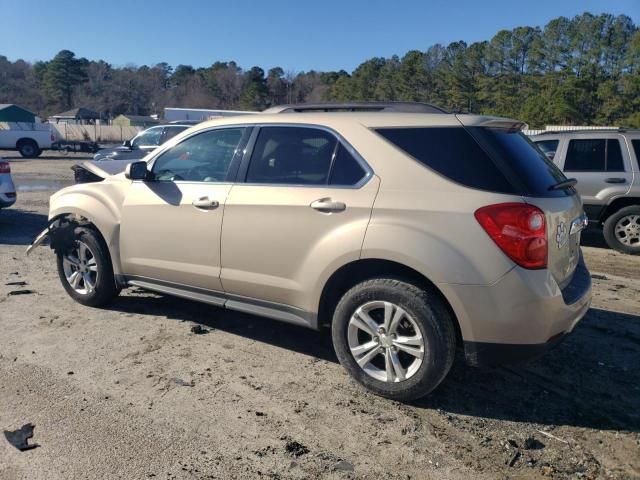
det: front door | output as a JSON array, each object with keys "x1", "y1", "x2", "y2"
[{"x1": 120, "y1": 126, "x2": 249, "y2": 291}]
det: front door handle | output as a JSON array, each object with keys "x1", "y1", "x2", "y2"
[
  {"x1": 310, "y1": 198, "x2": 346, "y2": 213},
  {"x1": 192, "y1": 196, "x2": 219, "y2": 209},
  {"x1": 605, "y1": 177, "x2": 627, "y2": 184}
]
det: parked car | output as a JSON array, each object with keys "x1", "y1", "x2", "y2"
[
  {"x1": 93, "y1": 124, "x2": 192, "y2": 162},
  {"x1": 28, "y1": 102, "x2": 592, "y2": 401},
  {"x1": 532, "y1": 129, "x2": 640, "y2": 254},
  {"x1": 0, "y1": 159, "x2": 17, "y2": 209},
  {"x1": 0, "y1": 124, "x2": 55, "y2": 158}
]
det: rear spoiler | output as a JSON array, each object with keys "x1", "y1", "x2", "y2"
[{"x1": 455, "y1": 114, "x2": 525, "y2": 132}]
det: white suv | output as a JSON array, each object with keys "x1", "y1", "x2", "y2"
[{"x1": 533, "y1": 129, "x2": 640, "y2": 254}]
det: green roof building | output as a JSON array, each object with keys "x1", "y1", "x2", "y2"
[{"x1": 0, "y1": 104, "x2": 36, "y2": 123}]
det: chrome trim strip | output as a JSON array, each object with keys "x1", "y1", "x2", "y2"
[
  {"x1": 128, "y1": 279, "x2": 226, "y2": 307},
  {"x1": 124, "y1": 275, "x2": 317, "y2": 329}
]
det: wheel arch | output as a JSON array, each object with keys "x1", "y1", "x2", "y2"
[
  {"x1": 47, "y1": 206, "x2": 122, "y2": 277},
  {"x1": 317, "y1": 258, "x2": 462, "y2": 345},
  {"x1": 600, "y1": 197, "x2": 640, "y2": 223},
  {"x1": 15, "y1": 137, "x2": 39, "y2": 149}
]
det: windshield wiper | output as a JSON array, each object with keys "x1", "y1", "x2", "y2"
[{"x1": 549, "y1": 178, "x2": 577, "y2": 191}]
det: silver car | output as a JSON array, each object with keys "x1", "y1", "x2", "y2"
[
  {"x1": 533, "y1": 129, "x2": 640, "y2": 254},
  {"x1": 0, "y1": 158, "x2": 16, "y2": 209}
]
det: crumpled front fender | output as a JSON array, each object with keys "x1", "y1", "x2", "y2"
[{"x1": 25, "y1": 215, "x2": 79, "y2": 256}]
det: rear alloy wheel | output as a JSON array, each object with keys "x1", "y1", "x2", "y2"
[
  {"x1": 603, "y1": 206, "x2": 640, "y2": 255},
  {"x1": 18, "y1": 140, "x2": 39, "y2": 158},
  {"x1": 56, "y1": 227, "x2": 120, "y2": 306},
  {"x1": 347, "y1": 301, "x2": 424, "y2": 383},
  {"x1": 332, "y1": 278, "x2": 456, "y2": 401}
]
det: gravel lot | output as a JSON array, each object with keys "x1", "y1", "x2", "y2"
[{"x1": 1, "y1": 152, "x2": 639, "y2": 479}]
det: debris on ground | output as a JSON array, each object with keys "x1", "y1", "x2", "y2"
[
  {"x1": 7, "y1": 290, "x2": 36, "y2": 296},
  {"x1": 5, "y1": 281, "x2": 27, "y2": 286},
  {"x1": 334, "y1": 460, "x2": 355, "y2": 472},
  {"x1": 173, "y1": 378, "x2": 195, "y2": 387},
  {"x1": 591, "y1": 273, "x2": 609, "y2": 280},
  {"x1": 524, "y1": 437, "x2": 545, "y2": 450},
  {"x1": 536, "y1": 429, "x2": 568, "y2": 444},
  {"x1": 284, "y1": 440, "x2": 309, "y2": 457},
  {"x1": 4, "y1": 423, "x2": 39, "y2": 451},
  {"x1": 190, "y1": 325, "x2": 210, "y2": 335}
]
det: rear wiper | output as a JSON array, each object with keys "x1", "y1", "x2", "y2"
[{"x1": 549, "y1": 178, "x2": 577, "y2": 191}]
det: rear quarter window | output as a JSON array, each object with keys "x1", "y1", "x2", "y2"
[
  {"x1": 375, "y1": 127, "x2": 517, "y2": 194},
  {"x1": 375, "y1": 127, "x2": 570, "y2": 197}
]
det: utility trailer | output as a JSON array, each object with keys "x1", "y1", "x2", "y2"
[{"x1": 51, "y1": 140, "x2": 100, "y2": 155}]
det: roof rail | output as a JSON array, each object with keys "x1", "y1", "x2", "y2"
[
  {"x1": 263, "y1": 102, "x2": 448, "y2": 114},
  {"x1": 535, "y1": 127, "x2": 639, "y2": 135}
]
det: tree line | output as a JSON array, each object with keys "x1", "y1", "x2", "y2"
[{"x1": 0, "y1": 12, "x2": 638, "y2": 128}]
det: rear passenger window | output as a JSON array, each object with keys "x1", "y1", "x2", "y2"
[
  {"x1": 330, "y1": 144, "x2": 366, "y2": 185},
  {"x1": 375, "y1": 127, "x2": 516, "y2": 194},
  {"x1": 246, "y1": 126, "x2": 367, "y2": 186},
  {"x1": 564, "y1": 139, "x2": 625, "y2": 172}
]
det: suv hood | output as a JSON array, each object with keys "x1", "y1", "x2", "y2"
[{"x1": 76, "y1": 158, "x2": 138, "y2": 180}]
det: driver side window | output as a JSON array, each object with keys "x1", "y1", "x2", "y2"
[{"x1": 151, "y1": 128, "x2": 245, "y2": 182}]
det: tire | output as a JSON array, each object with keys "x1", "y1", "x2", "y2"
[
  {"x1": 603, "y1": 205, "x2": 640, "y2": 255},
  {"x1": 17, "y1": 139, "x2": 39, "y2": 158},
  {"x1": 331, "y1": 278, "x2": 456, "y2": 401},
  {"x1": 34, "y1": 148, "x2": 43, "y2": 157},
  {"x1": 56, "y1": 227, "x2": 120, "y2": 307}
]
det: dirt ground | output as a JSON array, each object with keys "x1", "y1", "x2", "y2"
[{"x1": 1, "y1": 151, "x2": 639, "y2": 480}]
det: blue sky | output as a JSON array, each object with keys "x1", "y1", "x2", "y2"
[{"x1": 1, "y1": 0, "x2": 638, "y2": 73}]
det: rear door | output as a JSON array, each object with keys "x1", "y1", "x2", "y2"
[
  {"x1": 220, "y1": 125, "x2": 378, "y2": 310},
  {"x1": 558, "y1": 135, "x2": 632, "y2": 207}
]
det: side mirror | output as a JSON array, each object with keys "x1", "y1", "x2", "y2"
[
  {"x1": 123, "y1": 139, "x2": 132, "y2": 148},
  {"x1": 125, "y1": 161, "x2": 149, "y2": 181}
]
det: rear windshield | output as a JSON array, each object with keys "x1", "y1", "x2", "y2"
[
  {"x1": 468, "y1": 128, "x2": 571, "y2": 197},
  {"x1": 376, "y1": 127, "x2": 571, "y2": 197}
]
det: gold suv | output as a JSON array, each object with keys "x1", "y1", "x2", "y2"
[{"x1": 28, "y1": 103, "x2": 592, "y2": 400}]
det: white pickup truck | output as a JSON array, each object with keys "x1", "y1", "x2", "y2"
[{"x1": 0, "y1": 123, "x2": 56, "y2": 157}]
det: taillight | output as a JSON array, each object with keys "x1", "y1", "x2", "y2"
[
  {"x1": 475, "y1": 203, "x2": 547, "y2": 269},
  {"x1": 0, "y1": 162, "x2": 10, "y2": 174}
]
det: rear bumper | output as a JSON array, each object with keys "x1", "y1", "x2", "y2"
[
  {"x1": 440, "y1": 251, "x2": 592, "y2": 366},
  {"x1": 463, "y1": 332, "x2": 568, "y2": 366}
]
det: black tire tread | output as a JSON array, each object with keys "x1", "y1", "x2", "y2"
[
  {"x1": 56, "y1": 227, "x2": 120, "y2": 307},
  {"x1": 331, "y1": 277, "x2": 456, "y2": 401},
  {"x1": 603, "y1": 205, "x2": 640, "y2": 255}
]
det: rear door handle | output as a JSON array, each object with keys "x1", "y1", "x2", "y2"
[
  {"x1": 192, "y1": 196, "x2": 219, "y2": 209},
  {"x1": 605, "y1": 177, "x2": 627, "y2": 184},
  {"x1": 310, "y1": 198, "x2": 346, "y2": 213}
]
